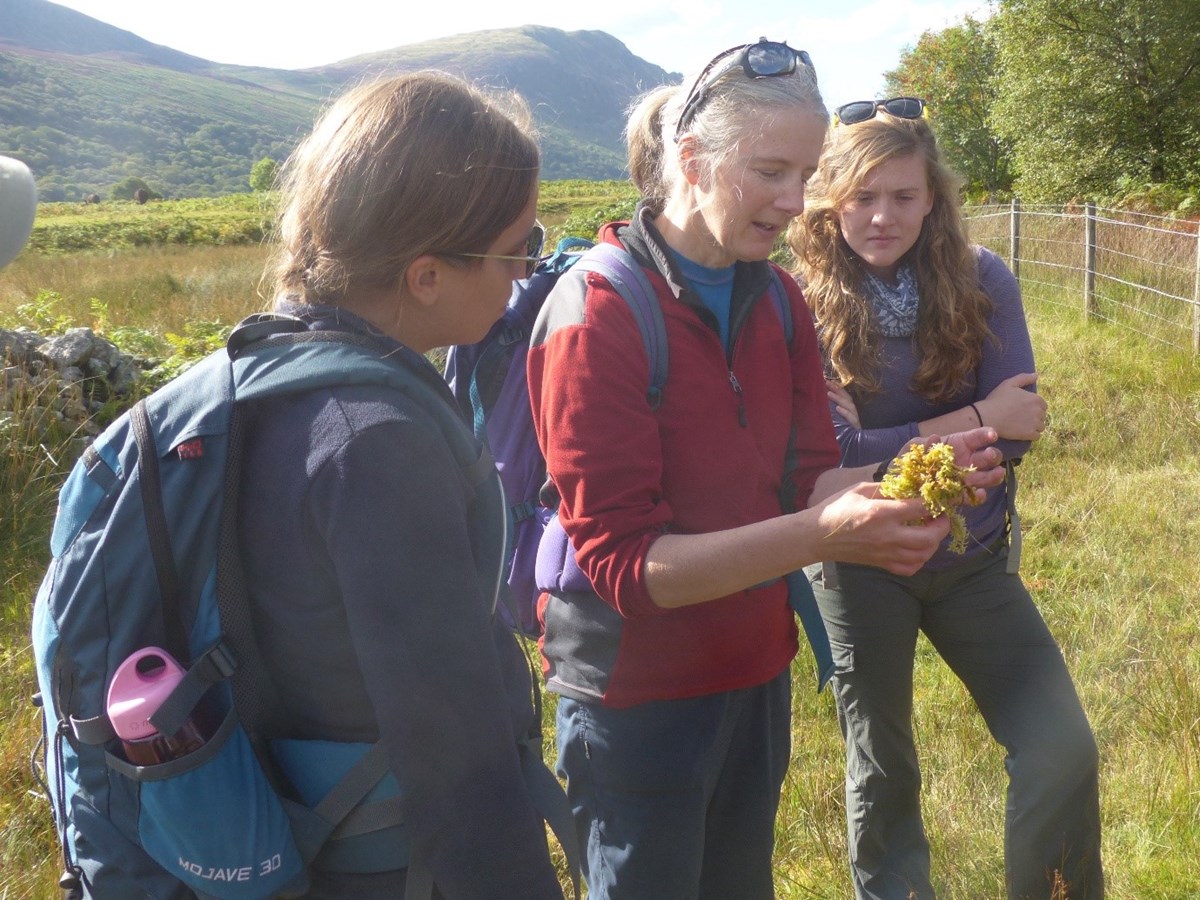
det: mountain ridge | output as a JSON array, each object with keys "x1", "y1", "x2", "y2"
[{"x1": 0, "y1": 0, "x2": 679, "y2": 198}]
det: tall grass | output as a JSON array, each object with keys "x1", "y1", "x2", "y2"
[
  {"x1": 2, "y1": 205, "x2": 1198, "y2": 897},
  {"x1": 0, "y1": 244, "x2": 270, "y2": 335},
  {"x1": 0, "y1": 376, "x2": 91, "y2": 900}
]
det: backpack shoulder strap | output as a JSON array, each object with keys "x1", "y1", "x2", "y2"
[
  {"x1": 766, "y1": 266, "x2": 794, "y2": 346},
  {"x1": 129, "y1": 400, "x2": 190, "y2": 666},
  {"x1": 572, "y1": 242, "x2": 670, "y2": 409},
  {"x1": 450, "y1": 235, "x2": 597, "y2": 438}
]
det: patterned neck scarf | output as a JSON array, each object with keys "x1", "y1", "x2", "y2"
[{"x1": 863, "y1": 265, "x2": 919, "y2": 337}]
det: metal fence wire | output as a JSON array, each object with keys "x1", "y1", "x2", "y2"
[{"x1": 964, "y1": 201, "x2": 1200, "y2": 354}]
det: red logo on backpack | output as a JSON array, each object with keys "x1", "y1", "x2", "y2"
[{"x1": 176, "y1": 439, "x2": 204, "y2": 460}]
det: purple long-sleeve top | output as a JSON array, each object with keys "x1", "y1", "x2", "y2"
[{"x1": 829, "y1": 247, "x2": 1034, "y2": 570}]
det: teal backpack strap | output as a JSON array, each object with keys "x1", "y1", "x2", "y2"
[
  {"x1": 785, "y1": 570, "x2": 835, "y2": 691},
  {"x1": 214, "y1": 384, "x2": 410, "y2": 887}
]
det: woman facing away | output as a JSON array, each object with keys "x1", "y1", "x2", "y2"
[
  {"x1": 789, "y1": 99, "x2": 1103, "y2": 899},
  {"x1": 240, "y1": 71, "x2": 564, "y2": 898},
  {"x1": 526, "y1": 41, "x2": 1003, "y2": 899}
]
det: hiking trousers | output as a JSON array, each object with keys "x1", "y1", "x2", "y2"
[
  {"x1": 811, "y1": 543, "x2": 1103, "y2": 900},
  {"x1": 554, "y1": 668, "x2": 791, "y2": 900}
]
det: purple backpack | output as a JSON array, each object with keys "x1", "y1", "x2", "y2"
[{"x1": 446, "y1": 238, "x2": 793, "y2": 638}]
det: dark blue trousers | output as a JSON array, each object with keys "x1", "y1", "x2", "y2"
[{"x1": 554, "y1": 668, "x2": 791, "y2": 899}]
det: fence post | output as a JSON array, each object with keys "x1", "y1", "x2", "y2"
[
  {"x1": 1009, "y1": 197, "x2": 1020, "y2": 280},
  {"x1": 1193, "y1": 224, "x2": 1200, "y2": 354},
  {"x1": 1084, "y1": 201, "x2": 1098, "y2": 319}
]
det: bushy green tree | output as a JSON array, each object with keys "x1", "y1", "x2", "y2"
[
  {"x1": 248, "y1": 156, "x2": 279, "y2": 192},
  {"x1": 992, "y1": 0, "x2": 1200, "y2": 202},
  {"x1": 885, "y1": 15, "x2": 1013, "y2": 199},
  {"x1": 110, "y1": 176, "x2": 161, "y2": 202}
]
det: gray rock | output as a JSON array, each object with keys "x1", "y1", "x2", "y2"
[
  {"x1": 39, "y1": 328, "x2": 98, "y2": 370},
  {"x1": 0, "y1": 328, "x2": 44, "y2": 364}
]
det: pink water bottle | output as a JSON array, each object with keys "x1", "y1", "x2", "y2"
[{"x1": 107, "y1": 647, "x2": 214, "y2": 765}]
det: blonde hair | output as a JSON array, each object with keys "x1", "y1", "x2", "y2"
[
  {"x1": 266, "y1": 71, "x2": 539, "y2": 306},
  {"x1": 626, "y1": 47, "x2": 827, "y2": 208},
  {"x1": 789, "y1": 114, "x2": 992, "y2": 401}
]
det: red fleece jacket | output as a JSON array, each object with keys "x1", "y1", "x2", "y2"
[{"x1": 527, "y1": 210, "x2": 840, "y2": 707}]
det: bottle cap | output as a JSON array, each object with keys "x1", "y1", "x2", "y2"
[{"x1": 106, "y1": 647, "x2": 187, "y2": 741}]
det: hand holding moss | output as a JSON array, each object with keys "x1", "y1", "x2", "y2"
[{"x1": 877, "y1": 442, "x2": 983, "y2": 554}]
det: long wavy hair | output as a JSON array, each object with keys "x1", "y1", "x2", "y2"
[{"x1": 788, "y1": 114, "x2": 992, "y2": 401}]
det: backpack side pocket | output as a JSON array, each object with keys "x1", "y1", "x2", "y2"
[{"x1": 108, "y1": 709, "x2": 309, "y2": 899}]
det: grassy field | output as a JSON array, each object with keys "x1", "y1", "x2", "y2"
[{"x1": 1, "y1": 191, "x2": 1198, "y2": 898}]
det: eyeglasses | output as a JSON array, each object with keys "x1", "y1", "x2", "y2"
[
  {"x1": 833, "y1": 97, "x2": 926, "y2": 127},
  {"x1": 674, "y1": 39, "x2": 815, "y2": 142},
  {"x1": 453, "y1": 222, "x2": 546, "y2": 279}
]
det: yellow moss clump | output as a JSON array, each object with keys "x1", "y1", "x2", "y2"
[{"x1": 877, "y1": 442, "x2": 981, "y2": 554}]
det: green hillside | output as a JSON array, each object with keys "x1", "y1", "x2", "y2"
[
  {"x1": 0, "y1": 52, "x2": 318, "y2": 199},
  {"x1": 0, "y1": 0, "x2": 676, "y2": 199}
]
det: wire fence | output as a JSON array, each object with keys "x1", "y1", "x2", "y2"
[{"x1": 963, "y1": 202, "x2": 1200, "y2": 354}]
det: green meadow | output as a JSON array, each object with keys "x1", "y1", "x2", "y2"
[{"x1": 1, "y1": 188, "x2": 1196, "y2": 898}]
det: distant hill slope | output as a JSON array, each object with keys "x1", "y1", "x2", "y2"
[{"x1": 0, "y1": 0, "x2": 677, "y2": 199}]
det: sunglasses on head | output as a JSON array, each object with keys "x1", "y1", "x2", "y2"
[
  {"x1": 833, "y1": 97, "x2": 926, "y2": 127},
  {"x1": 453, "y1": 222, "x2": 546, "y2": 279},
  {"x1": 674, "y1": 38, "x2": 815, "y2": 142}
]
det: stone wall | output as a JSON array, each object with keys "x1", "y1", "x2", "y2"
[{"x1": 1, "y1": 326, "x2": 145, "y2": 441}]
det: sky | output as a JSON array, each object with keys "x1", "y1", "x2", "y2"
[{"x1": 47, "y1": 0, "x2": 992, "y2": 108}]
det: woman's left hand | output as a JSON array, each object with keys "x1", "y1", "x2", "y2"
[{"x1": 918, "y1": 427, "x2": 1005, "y2": 499}]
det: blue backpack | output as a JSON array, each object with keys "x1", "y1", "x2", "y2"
[
  {"x1": 31, "y1": 314, "x2": 578, "y2": 899},
  {"x1": 445, "y1": 238, "x2": 833, "y2": 687}
]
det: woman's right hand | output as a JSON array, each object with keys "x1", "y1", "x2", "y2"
[
  {"x1": 826, "y1": 379, "x2": 861, "y2": 429},
  {"x1": 811, "y1": 483, "x2": 952, "y2": 577},
  {"x1": 976, "y1": 372, "x2": 1047, "y2": 441}
]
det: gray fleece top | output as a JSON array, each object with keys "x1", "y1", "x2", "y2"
[{"x1": 239, "y1": 305, "x2": 561, "y2": 898}]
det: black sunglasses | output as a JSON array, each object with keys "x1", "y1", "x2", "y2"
[
  {"x1": 453, "y1": 222, "x2": 546, "y2": 279},
  {"x1": 674, "y1": 39, "x2": 815, "y2": 142},
  {"x1": 834, "y1": 97, "x2": 926, "y2": 127}
]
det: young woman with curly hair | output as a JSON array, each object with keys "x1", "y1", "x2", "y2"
[{"x1": 789, "y1": 101, "x2": 1103, "y2": 900}]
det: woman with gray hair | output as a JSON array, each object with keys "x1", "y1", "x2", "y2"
[{"x1": 526, "y1": 41, "x2": 1003, "y2": 898}]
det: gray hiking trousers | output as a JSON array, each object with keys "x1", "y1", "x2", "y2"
[{"x1": 810, "y1": 542, "x2": 1103, "y2": 899}]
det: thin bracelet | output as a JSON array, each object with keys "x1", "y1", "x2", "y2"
[{"x1": 969, "y1": 402, "x2": 984, "y2": 427}]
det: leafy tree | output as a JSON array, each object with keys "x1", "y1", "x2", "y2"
[
  {"x1": 992, "y1": 0, "x2": 1200, "y2": 202},
  {"x1": 885, "y1": 15, "x2": 1013, "y2": 199},
  {"x1": 110, "y1": 176, "x2": 160, "y2": 201},
  {"x1": 249, "y1": 156, "x2": 279, "y2": 192}
]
